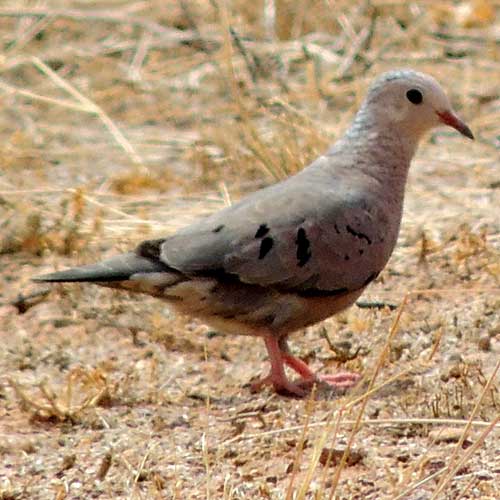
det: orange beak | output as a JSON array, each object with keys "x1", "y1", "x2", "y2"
[{"x1": 436, "y1": 110, "x2": 474, "y2": 140}]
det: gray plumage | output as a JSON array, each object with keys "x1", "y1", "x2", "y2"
[{"x1": 34, "y1": 69, "x2": 473, "y2": 395}]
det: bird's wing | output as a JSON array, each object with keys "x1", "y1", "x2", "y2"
[{"x1": 149, "y1": 164, "x2": 389, "y2": 295}]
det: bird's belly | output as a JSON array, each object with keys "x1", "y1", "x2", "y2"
[{"x1": 160, "y1": 278, "x2": 366, "y2": 337}]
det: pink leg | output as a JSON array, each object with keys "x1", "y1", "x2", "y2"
[
  {"x1": 281, "y1": 353, "x2": 316, "y2": 379},
  {"x1": 252, "y1": 337, "x2": 360, "y2": 396},
  {"x1": 251, "y1": 337, "x2": 308, "y2": 396}
]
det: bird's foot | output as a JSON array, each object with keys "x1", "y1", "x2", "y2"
[
  {"x1": 316, "y1": 371, "x2": 361, "y2": 389},
  {"x1": 250, "y1": 371, "x2": 360, "y2": 397},
  {"x1": 255, "y1": 336, "x2": 361, "y2": 397},
  {"x1": 282, "y1": 352, "x2": 360, "y2": 390},
  {"x1": 250, "y1": 374, "x2": 308, "y2": 397}
]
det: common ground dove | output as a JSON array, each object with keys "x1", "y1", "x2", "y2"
[{"x1": 34, "y1": 70, "x2": 473, "y2": 396}]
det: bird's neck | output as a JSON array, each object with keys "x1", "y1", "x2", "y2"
[
  {"x1": 349, "y1": 105, "x2": 421, "y2": 157},
  {"x1": 337, "y1": 106, "x2": 422, "y2": 188}
]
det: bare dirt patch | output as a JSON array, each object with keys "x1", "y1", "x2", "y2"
[{"x1": 0, "y1": 1, "x2": 498, "y2": 499}]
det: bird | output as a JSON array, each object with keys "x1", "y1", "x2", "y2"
[{"x1": 33, "y1": 69, "x2": 474, "y2": 396}]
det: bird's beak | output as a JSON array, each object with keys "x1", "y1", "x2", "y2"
[{"x1": 436, "y1": 110, "x2": 474, "y2": 140}]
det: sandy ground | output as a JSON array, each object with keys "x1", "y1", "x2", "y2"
[{"x1": 0, "y1": 1, "x2": 499, "y2": 499}]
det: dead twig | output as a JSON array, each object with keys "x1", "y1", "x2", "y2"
[
  {"x1": 230, "y1": 27, "x2": 262, "y2": 84},
  {"x1": 335, "y1": 3, "x2": 377, "y2": 80},
  {"x1": 10, "y1": 287, "x2": 51, "y2": 313},
  {"x1": 355, "y1": 300, "x2": 398, "y2": 310},
  {"x1": 127, "y1": 31, "x2": 153, "y2": 82},
  {"x1": 8, "y1": 366, "x2": 116, "y2": 422},
  {"x1": 96, "y1": 450, "x2": 113, "y2": 481},
  {"x1": 321, "y1": 329, "x2": 362, "y2": 362}
]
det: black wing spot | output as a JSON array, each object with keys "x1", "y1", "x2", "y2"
[
  {"x1": 359, "y1": 249, "x2": 364, "y2": 256},
  {"x1": 344, "y1": 255, "x2": 350, "y2": 261},
  {"x1": 136, "y1": 238, "x2": 165, "y2": 260},
  {"x1": 255, "y1": 224, "x2": 270, "y2": 238},
  {"x1": 334, "y1": 223, "x2": 341, "y2": 234},
  {"x1": 212, "y1": 224, "x2": 225, "y2": 233},
  {"x1": 346, "y1": 225, "x2": 372, "y2": 245},
  {"x1": 296, "y1": 228, "x2": 312, "y2": 267},
  {"x1": 259, "y1": 237, "x2": 274, "y2": 259}
]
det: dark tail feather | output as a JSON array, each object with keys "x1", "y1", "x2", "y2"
[{"x1": 33, "y1": 252, "x2": 168, "y2": 283}]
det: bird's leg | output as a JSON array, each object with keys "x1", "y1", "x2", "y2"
[
  {"x1": 252, "y1": 336, "x2": 360, "y2": 395},
  {"x1": 279, "y1": 338, "x2": 361, "y2": 390},
  {"x1": 251, "y1": 336, "x2": 308, "y2": 396}
]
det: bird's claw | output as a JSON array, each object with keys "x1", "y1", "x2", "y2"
[{"x1": 250, "y1": 370, "x2": 360, "y2": 397}]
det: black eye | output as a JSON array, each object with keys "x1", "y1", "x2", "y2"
[{"x1": 406, "y1": 89, "x2": 423, "y2": 105}]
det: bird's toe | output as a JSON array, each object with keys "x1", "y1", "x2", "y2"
[{"x1": 318, "y1": 371, "x2": 361, "y2": 389}]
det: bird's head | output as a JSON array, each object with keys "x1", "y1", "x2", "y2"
[{"x1": 364, "y1": 69, "x2": 474, "y2": 141}]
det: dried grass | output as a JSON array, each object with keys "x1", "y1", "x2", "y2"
[{"x1": 0, "y1": 0, "x2": 498, "y2": 498}]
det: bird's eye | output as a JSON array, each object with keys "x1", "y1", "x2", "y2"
[{"x1": 406, "y1": 89, "x2": 423, "y2": 105}]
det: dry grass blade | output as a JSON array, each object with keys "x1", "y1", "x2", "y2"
[
  {"x1": 285, "y1": 386, "x2": 317, "y2": 500},
  {"x1": 326, "y1": 294, "x2": 411, "y2": 498},
  {"x1": 1, "y1": 0, "x2": 498, "y2": 497},
  {"x1": 32, "y1": 56, "x2": 145, "y2": 169},
  {"x1": 134, "y1": 443, "x2": 157, "y2": 485},
  {"x1": 217, "y1": 0, "x2": 287, "y2": 181},
  {"x1": 0, "y1": 79, "x2": 87, "y2": 111},
  {"x1": 284, "y1": 295, "x2": 412, "y2": 498},
  {"x1": 221, "y1": 414, "x2": 499, "y2": 449},
  {"x1": 245, "y1": 415, "x2": 498, "y2": 440},
  {"x1": 0, "y1": 7, "x2": 196, "y2": 38},
  {"x1": 430, "y1": 359, "x2": 500, "y2": 499},
  {"x1": 5, "y1": 14, "x2": 55, "y2": 54},
  {"x1": 7, "y1": 366, "x2": 116, "y2": 422},
  {"x1": 128, "y1": 31, "x2": 153, "y2": 82},
  {"x1": 393, "y1": 468, "x2": 447, "y2": 500},
  {"x1": 201, "y1": 433, "x2": 212, "y2": 500},
  {"x1": 394, "y1": 416, "x2": 499, "y2": 500}
]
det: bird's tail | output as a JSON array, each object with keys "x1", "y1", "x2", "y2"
[{"x1": 33, "y1": 252, "x2": 168, "y2": 283}]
